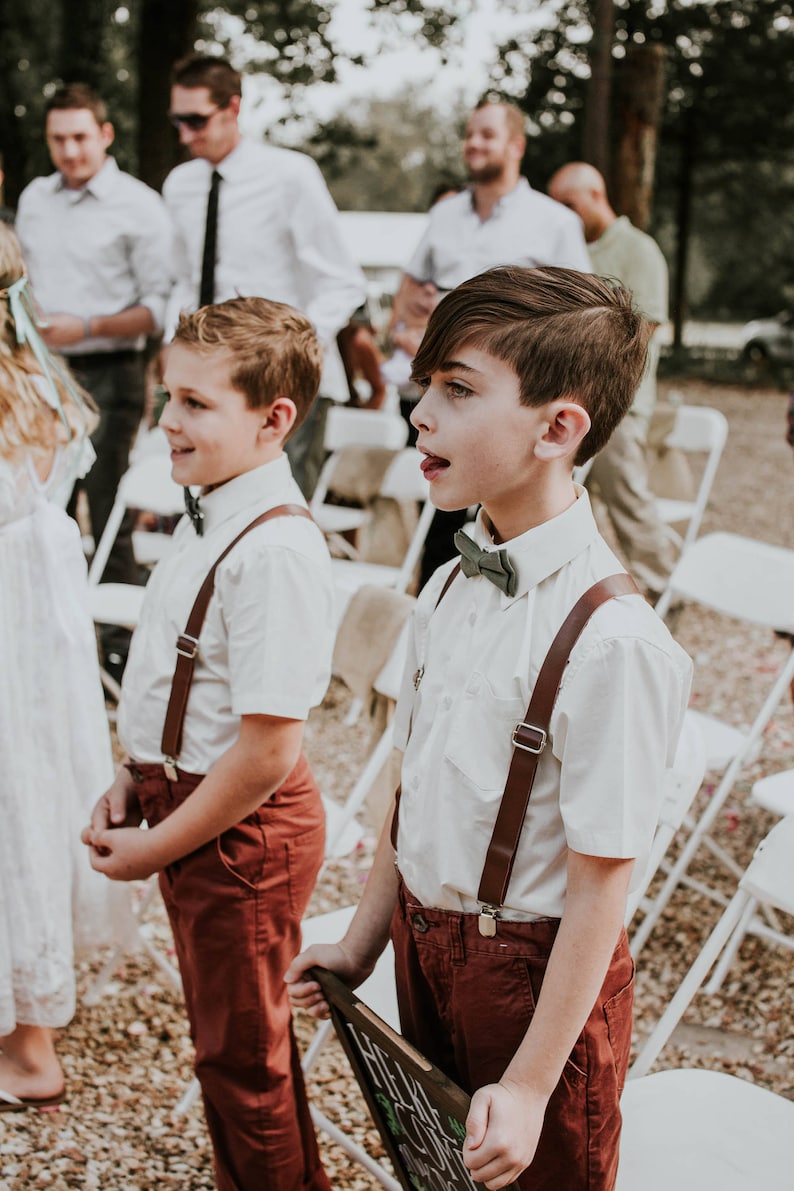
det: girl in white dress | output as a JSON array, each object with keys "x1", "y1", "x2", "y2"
[{"x1": 0, "y1": 224, "x2": 123, "y2": 1110}]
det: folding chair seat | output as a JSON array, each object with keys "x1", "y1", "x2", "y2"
[
  {"x1": 616, "y1": 1067, "x2": 794, "y2": 1191},
  {"x1": 651, "y1": 404, "x2": 728, "y2": 557},
  {"x1": 632, "y1": 532, "x2": 794, "y2": 957},
  {"x1": 630, "y1": 813, "x2": 794, "y2": 1080}
]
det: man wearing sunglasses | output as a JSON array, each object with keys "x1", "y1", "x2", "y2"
[
  {"x1": 163, "y1": 55, "x2": 366, "y2": 496},
  {"x1": 16, "y1": 82, "x2": 173, "y2": 683}
]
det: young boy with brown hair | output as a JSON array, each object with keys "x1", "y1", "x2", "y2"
[
  {"x1": 83, "y1": 296, "x2": 335, "y2": 1191},
  {"x1": 287, "y1": 266, "x2": 693, "y2": 1191}
]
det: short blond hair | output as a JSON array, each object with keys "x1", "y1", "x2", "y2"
[{"x1": 173, "y1": 297, "x2": 323, "y2": 434}]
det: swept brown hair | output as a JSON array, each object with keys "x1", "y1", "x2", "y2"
[{"x1": 411, "y1": 265, "x2": 653, "y2": 465}]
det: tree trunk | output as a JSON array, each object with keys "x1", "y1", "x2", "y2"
[
  {"x1": 582, "y1": 0, "x2": 614, "y2": 180},
  {"x1": 672, "y1": 108, "x2": 696, "y2": 351},
  {"x1": 137, "y1": 0, "x2": 199, "y2": 191},
  {"x1": 58, "y1": 0, "x2": 107, "y2": 89},
  {"x1": 613, "y1": 43, "x2": 665, "y2": 230}
]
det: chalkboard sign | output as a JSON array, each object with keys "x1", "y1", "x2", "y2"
[{"x1": 312, "y1": 966, "x2": 518, "y2": 1191}]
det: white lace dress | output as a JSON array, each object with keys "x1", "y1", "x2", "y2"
[{"x1": 0, "y1": 437, "x2": 129, "y2": 1033}]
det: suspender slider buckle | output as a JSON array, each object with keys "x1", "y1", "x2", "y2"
[
  {"x1": 511, "y1": 722, "x2": 547, "y2": 754},
  {"x1": 176, "y1": 633, "x2": 199, "y2": 658}
]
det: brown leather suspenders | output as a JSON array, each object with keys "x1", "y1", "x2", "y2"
[
  {"x1": 393, "y1": 564, "x2": 640, "y2": 935},
  {"x1": 161, "y1": 503, "x2": 313, "y2": 780}
]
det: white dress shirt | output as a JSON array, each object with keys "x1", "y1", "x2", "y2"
[
  {"x1": 406, "y1": 178, "x2": 592, "y2": 289},
  {"x1": 163, "y1": 139, "x2": 366, "y2": 400},
  {"x1": 393, "y1": 488, "x2": 692, "y2": 921},
  {"x1": 118, "y1": 455, "x2": 334, "y2": 774},
  {"x1": 16, "y1": 158, "x2": 172, "y2": 354}
]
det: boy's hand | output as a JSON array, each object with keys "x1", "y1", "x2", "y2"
[
  {"x1": 284, "y1": 942, "x2": 374, "y2": 1019},
  {"x1": 85, "y1": 825, "x2": 159, "y2": 882},
  {"x1": 463, "y1": 1079, "x2": 548, "y2": 1190},
  {"x1": 82, "y1": 767, "x2": 143, "y2": 851}
]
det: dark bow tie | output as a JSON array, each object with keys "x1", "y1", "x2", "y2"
[
  {"x1": 454, "y1": 529, "x2": 517, "y2": 597},
  {"x1": 184, "y1": 487, "x2": 204, "y2": 537}
]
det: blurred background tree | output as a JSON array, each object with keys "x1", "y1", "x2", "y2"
[{"x1": 0, "y1": 0, "x2": 792, "y2": 326}]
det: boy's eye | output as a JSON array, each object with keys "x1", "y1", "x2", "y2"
[
  {"x1": 447, "y1": 381, "x2": 473, "y2": 399},
  {"x1": 185, "y1": 396, "x2": 206, "y2": 410},
  {"x1": 412, "y1": 376, "x2": 431, "y2": 392}
]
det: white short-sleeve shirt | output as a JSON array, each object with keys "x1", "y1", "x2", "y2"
[
  {"x1": 118, "y1": 455, "x2": 334, "y2": 773},
  {"x1": 393, "y1": 489, "x2": 693, "y2": 921}
]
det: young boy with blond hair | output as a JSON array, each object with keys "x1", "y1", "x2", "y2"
[
  {"x1": 287, "y1": 266, "x2": 693, "y2": 1191},
  {"x1": 83, "y1": 296, "x2": 335, "y2": 1191}
]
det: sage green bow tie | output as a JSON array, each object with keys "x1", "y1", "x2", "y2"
[{"x1": 454, "y1": 530, "x2": 517, "y2": 597}]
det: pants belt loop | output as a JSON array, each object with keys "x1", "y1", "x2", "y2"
[{"x1": 449, "y1": 912, "x2": 466, "y2": 966}]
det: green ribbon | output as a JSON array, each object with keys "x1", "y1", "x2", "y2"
[{"x1": 454, "y1": 529, "x2": 517, "y2": 597}]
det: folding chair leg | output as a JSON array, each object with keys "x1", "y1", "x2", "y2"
[
  {"x1": 172, "y1": 1076, "x2": 202, "y2": 1117},
  {"x1": 630, "y1": 648, "x2": 794, "y2": 959},
  {"x1": 703, "y1": 896, "x2": 757, "y2": 995},
  {"x1": 308, "y1": 1105, "x2": 402, "y2": 1191},
  {"x1": 83, "y1": 874, "x2": 180, "y2": 1005},
  {"x1": 629, "y1": 889, "x2": 753, "y2": 1080}
]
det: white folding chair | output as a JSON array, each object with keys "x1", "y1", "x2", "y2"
[
  {"x1": 331, "y1": 448, "x2": 435, "y2": 623},
  {"x1": 632, "y1": 532, "x2": 794, "y2": 956},
  {"x1": 630, "y1": 813, "x2": 794, "y2": 1080},
  {"x1": 310, "y1": 406, "x2": 408, "y2": 554},
  {"x1": 87, "y1": 453, "x2": 184, "y2": 699},
  {"x1": 616, "y1": 1068, "x2": 794, "y2": 1191},
  {"x1": 624, "y1": 710, "x2": 707, "y2": 928},
  {"x1": 652, "y1": 404, "x2": 728, "y2": 556}
]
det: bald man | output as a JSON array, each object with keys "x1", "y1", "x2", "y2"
[{"x1": 549, "y1": 161, "x2": 677, "y2": 599}]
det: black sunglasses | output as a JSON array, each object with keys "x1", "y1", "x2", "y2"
[{"x1": 168, "y1": 105, "x2": 225, "y2": 132}]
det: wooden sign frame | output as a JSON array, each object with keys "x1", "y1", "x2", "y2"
[{"x1": 312, "y1": 966, "x2": 518, "y2": 1191}]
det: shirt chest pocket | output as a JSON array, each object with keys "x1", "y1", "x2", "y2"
[{"x1": 442, "y1": 672, "x2": 528, "y2": 795}]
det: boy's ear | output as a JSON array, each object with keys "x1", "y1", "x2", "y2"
[
  {"x1": 259, "y1": 396, "x2": 297, "y2": 442},
  {"x1": 534, "y1": 399, "x2": 591, "y2": 463}
]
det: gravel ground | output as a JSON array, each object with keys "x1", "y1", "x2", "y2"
[{"x1": 2, "y1": 377, "x2": 793, "y2": 1190}]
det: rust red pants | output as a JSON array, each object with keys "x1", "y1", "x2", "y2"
[
  {"x1": 129, "y1": 755, "x2": 331, "y2": 1191},
  {"x1": 390, "y1": 879, "x2": 634, "y2": 1191}
]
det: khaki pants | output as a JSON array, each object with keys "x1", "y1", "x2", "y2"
[
  {"x1": 391, "y1": 878, "x2": 634, "y2": 1191},
  {"x1": 586, "y1": 415, "x2": 679, "y2": 598},
  {"x1": 129, "y1": 757, "x2": 331, "y2": 1191}
]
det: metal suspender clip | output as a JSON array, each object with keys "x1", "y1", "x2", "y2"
[
  {"x1": 163, "y1": 758, "x2": 179, "y2": 782},
  {"x1": 478, "y1": 904, "x2": 499, "y2": 938}
]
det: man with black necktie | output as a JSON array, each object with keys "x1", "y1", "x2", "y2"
[{"x1": 162, "y1": 55, "x2": 366, "y2": 496}]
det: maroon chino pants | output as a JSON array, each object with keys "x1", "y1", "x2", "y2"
[
  {"x1": 390, "y1": 879, "x2": 634, "y2": 1191},
  {"x1": 129, "y1": 755, "x2": 332, "y2": 1191}
]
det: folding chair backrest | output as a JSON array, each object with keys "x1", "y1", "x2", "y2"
[
  {"x1": 323, "y1": 406, "x2": 408, "y2": 452},
  {"x1": 654, "y1": 404, "x2": 728, "y2": 554},
  {"x1": 87, "y1": 453, "x2": 184, "y2": 586}
]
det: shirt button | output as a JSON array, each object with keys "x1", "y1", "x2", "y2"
[
  {"x1": 442, "y1": 695, "x2": 452, "y2": 710},
  {"x1": 468, "y1": 608, "x2": 477, "y2": 624}
]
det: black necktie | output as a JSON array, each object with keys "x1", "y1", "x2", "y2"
[
  {"x1": 184, "y1": 487, "x2": 204, "y2": 536},
  {"x1": 454, "y1": 530, "x2": 517, "y2": 597},
  {"x1": 199, "y1": 169, "x2": 221, "y2": 308}
]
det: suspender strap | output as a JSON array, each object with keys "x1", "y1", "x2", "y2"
[
  {"x1": 161, "y1": 503, "x2": 313, "y2": 774},
  {"x1": 476, "y1": 572, "x2": 639, "y2": 924}
]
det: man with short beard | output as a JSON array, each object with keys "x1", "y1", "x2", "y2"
[{"x1": 388, "y1": 99, "x2": 590, "y2": 583}]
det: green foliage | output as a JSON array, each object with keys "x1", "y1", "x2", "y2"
[
  {"x1": 297, "y1": 87, "x2": 466, "y2": 211},
  {"x1": 486, "y1": 0, "x2": 794, "y2": 319}
]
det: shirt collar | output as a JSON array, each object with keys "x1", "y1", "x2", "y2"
[
  {"x1": 467, "y1": 175, "x2": 531, "y2": 219},
  {"x1": 201, "y1": 136, "x2": 252, "y2": 183},
  {"x1": 468, "y1": 484, "x2": 600, "y2": 603},
  {"x1": 54, "y1": 155, "x2": 119, "y2": 199},
  {"x1": 195, "y1": 454, "x2": 298, "y2": 534}
]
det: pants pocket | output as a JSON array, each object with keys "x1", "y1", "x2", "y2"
[
  {"x1": 604, "y1": 962, "x2": 635, "y2": 1095},
  {"x1": 216, "y1": 814, "x2": 267, "y2": 890},
  {"x1": 286, "y1": 822, "x2": 326, "y2": 918}
]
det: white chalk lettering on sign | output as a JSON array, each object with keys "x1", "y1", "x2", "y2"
[{"x1": 346, "y1": 1020, "x2": 475, "y2": 1189}]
